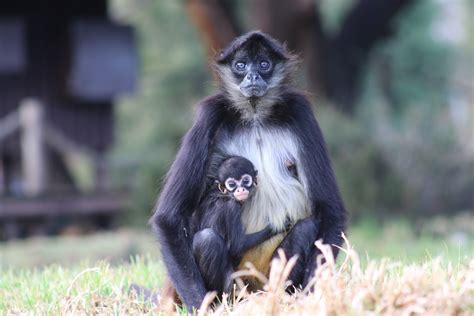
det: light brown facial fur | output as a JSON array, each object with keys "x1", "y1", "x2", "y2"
[{"x1": 214, "y1": 50, "x2": 298, "y2": 122}]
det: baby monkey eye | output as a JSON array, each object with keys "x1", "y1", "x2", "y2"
[
  {"x1": 259, "y1": 60, "x2": 270, "y2": 70},
  {"x1": 225, "y1": 179, "x2": 237, "y2": 191},
  {"x1": 241, "y1": 174, "x2": 253, "y2": 187},
  {"x1": 235, "y1": 61, "x2": 246, "y2": 71}
]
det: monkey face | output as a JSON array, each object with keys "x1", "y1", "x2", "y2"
[
  {"x1": 230, "y1": 51, "x2": 272, "y2": 98},
  {"x1": 224, "y1": 174, "x2": 254, "y2": 201},
  {"x1": 216, "y1": 156, "x2": 257, "y2": 202},
  {"x1": 215, "y1": 32, "x2": 297, "y2": 109}
]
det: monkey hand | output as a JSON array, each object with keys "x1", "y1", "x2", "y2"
[{"x1": 277, "y1": 218, "x2": 293, "y2": 234}]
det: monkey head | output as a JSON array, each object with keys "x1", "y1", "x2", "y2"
[
  {"x1": 215, "y1": 31, "x2": 298, "y2": 112},
  {"x1": 216, "y1": 156, "x2": 258, "y2": 202}
]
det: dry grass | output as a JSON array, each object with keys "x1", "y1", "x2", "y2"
[
  {"x1": 195, "y1": 236, "x2": 473, "y2": 316},
  {"x1": 2, "y1": 235, "x2": 473, "y2": 315}
]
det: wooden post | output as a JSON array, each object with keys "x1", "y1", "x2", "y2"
[
  {"x1": 19, "y1": 99, "x2": 47, "y2": 196},
  {"x1": 0, "y1": 155, "x2": 4, "y2": 195},
  {"x1": 94, "y1": 155, "x2": 109, "y2": 192}
]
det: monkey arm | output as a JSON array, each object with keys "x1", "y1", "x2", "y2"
[
  {"x1": 287, "y1": 92, "x2": 347, "y2": 278},
  {"x1": 222, "y1": 200, "x2": 276, "y2": 257},
  {"x1": 233, "y1": 220, "x2": 292, "y2": 257},
  {"x1": 231, "y1": 224, "x2": 276, "y2": 257},
  {"x1": 151, "y1": 95, "x2": 226, "y2": 310}
]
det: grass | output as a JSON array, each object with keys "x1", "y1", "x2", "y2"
[
  {"x1": 0, "y1": 257, "x2": 166, "y2": 314},
  {"x1": 1, "y1": 217, "x2": 472, "y2": 268},
  {"x1": 0, "y1": 218, "x2": 473, "y2": 314},
  {"x1": 349, "y1": 217, "x2": 473, "y2": 265},
  {"x1": 0, "y1": 229, "x2": 159, "y2": 268}
]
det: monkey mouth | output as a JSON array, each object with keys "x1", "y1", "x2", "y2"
[
  {"x1": 234, "y1": 191, "x2": 249, "y2": 201},
  {"x1": 240, "y1": 85, "x2": 267, "y2": 98}
]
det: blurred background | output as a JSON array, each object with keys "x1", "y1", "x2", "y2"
[{"x1": 0, "y1": 0, "x2": 472, "y2": 267}]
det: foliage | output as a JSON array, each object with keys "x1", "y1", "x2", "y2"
[
  {"x1": 318, "y1": 0, "x2": 356, "y2": 35},
  {"x1": 373, "y1": 0, "x2": 453, "y2": 114},
  {"x1": 317, "y1": 107, "x2": 403, "y2": 217},
  {"x1": 358, "y1": 66, "x2": 472, "y2": 215},
  {"x1": 354, "y1": 0, "x2": 473, "y2": 215}
]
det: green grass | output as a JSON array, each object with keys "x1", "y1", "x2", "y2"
[
  {"x1": 348, "y1": 218, "x2": 473, "y2": 265},
  {"x1": 1, "y1": 218, "x2": 471, "y2": 269},
  {"x1": 0, "y1": 229, "x2": 159, "y2": 268},
  {"x1": 0, "y1": 219, "x2": 472, "y2": 314},
  {"x1": 0, "y1": 257, "x2": 167, "y2": 314}
]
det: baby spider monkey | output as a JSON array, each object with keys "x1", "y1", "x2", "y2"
[{"x1": 191, "y1": 156, "x2": 286, "y2": 294}]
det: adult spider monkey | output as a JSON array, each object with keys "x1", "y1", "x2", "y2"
[{"x1": 152, "y1": 31, "x2": 347, "y2": 310}]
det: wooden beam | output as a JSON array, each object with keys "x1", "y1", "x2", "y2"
[
  {"x1": 2, "y1": 220, "x2": 20, "y2": 239},
  {"x1": 0, "y1": 157, "x2": 4, "y2": 195},
  {"x1": 0, "y1": 192, "x2": 128, "y2": 219}
]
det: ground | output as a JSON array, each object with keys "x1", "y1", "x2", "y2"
[{"x1": 0, "y1": 218, "x2": 473, "y2": 314}]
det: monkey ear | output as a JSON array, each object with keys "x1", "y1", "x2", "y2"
[
  {"x1": 217, "y1": 182, "x2": 227, "y2": 194},
  {"x1": 208, "y1": 175, "x2": 218, "y2": 183},
  {"x1": 254, "y1": 176, "x2": 258, "y2": 186}
]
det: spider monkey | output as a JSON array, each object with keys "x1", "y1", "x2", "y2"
[
  {"x1": 152, "y1": 31, "x2": 347, "y2": 310},
  {"x1": 191, "y1": 155, "x2": 287, "y2": 295}
]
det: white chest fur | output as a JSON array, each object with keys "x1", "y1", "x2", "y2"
[{"x1": 219, "y1": 126, "x2": 311, "y2": 233}]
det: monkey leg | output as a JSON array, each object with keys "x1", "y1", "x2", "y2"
[
  {"x1": 192, "y1": 228, "x2": 234, "y2": 294},
  {"x1": 273, "y1": 217, "x2": 319, "y2": 289}
]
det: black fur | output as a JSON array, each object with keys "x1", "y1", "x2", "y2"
[
  {"x1": 216, "y1": 31, "x2": 290, "y2": 64},
  {"x1": 216, "y1": 156, "x2": 257, "y2": 184},
  {"x1": 152, "y1": 32, "x2": 347, "y2": 310},
  {"x1": 191, "y1": 157, "x2": 278, "y2": 294}
]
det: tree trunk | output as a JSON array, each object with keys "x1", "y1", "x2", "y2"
[
  {"x1": 185, "y1": 0, "x2": 414, "y2": 114},
  {"x1": 324, "y1": 0, "x2": 414, "y2": 113},
  {"x1": 250, "y1": 0, "x2": 327, "y2": 97},
  {"x1": 184, "y1": 0, "x2": 239, "y2": 60}
]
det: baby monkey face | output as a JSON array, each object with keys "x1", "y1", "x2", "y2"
[
  {"x1": 217, "y1": 156, "x2": 257, "y2": 201},
  {"x1": 224, "y1": 174, "x2": 254, "y2": 201}
]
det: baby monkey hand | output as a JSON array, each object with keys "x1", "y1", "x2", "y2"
[{"x1": 277, "y1": 217, "x2": 293, "y2": 234}]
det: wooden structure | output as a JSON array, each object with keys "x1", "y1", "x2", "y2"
[{"x1": 0, "y1": 0, "x2": 136, "y2": 239}]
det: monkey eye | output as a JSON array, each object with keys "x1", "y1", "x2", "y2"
[
  {"x1": 225, "y1": 179, "x2": 237, "y2": 191},
  {"x1": 259, "y1": 60, "x2": 271, "y2": 71},
  {"x1": 241, "y1": 174, "x2": 253, "y2": 187},
  {"x1": 234, "y1": 61, "x2": 246, "y2": 71}
]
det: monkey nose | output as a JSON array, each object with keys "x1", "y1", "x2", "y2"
[
  {"x1": 234, "y1": 188, "x2": 249, "y2": 201},
  {"x1": 246, "y1": 73, "x2": 260, "y2": 82}
]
